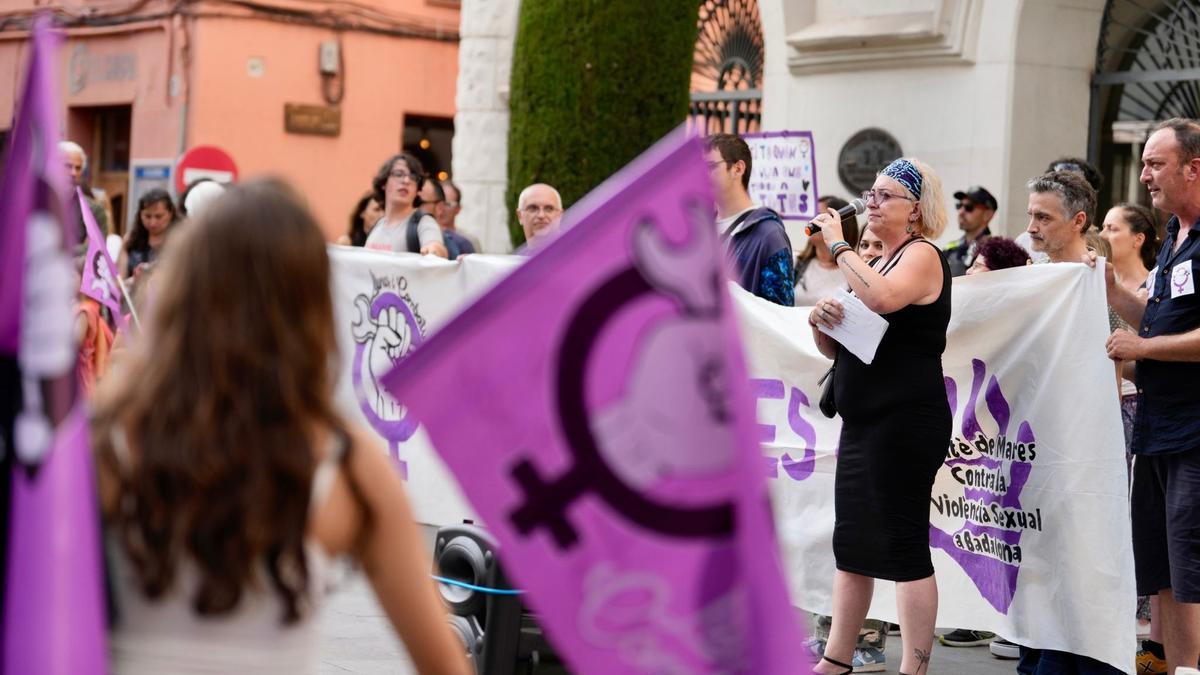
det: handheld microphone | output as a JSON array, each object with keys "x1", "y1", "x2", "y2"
[{"x1": 805, "y1": 198, "x2": 866, "y2": 237}]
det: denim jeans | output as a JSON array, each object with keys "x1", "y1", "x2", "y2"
[{"x1": 1017, "y1": 647, "x2": 1124, "y2": 675}]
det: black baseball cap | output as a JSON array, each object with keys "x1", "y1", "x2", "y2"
[{"x1": 953, "y1": 186, "x2": 998, "y2": 211}]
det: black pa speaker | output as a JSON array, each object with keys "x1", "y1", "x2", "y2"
[{"x1": 434, "y1": 524, "x2": 523, "y2": 674}]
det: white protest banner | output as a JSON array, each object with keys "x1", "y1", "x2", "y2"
[
  {"x1": 743, "y1": 131, "x2": 819, "y2": 221},
  {"x1": 330, "y1": 249, "x2": 1135, "y2": 673},
  {"x1": 738, "y1": 262, "x2": 1134, "y2": 674}
]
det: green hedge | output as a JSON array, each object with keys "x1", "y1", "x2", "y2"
[{"x1": 506, "y1": 1, "x2": 697, "y2": 246}]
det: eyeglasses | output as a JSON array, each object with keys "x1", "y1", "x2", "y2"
[
  {"x1": 521, "y1": 204, "x2": 561, "y2": 217},
  {"x1": 860, "y1": 189, "x2": 915, "y2": 206},
  {"x1": 388, "y1": 170, "x2": 419, "y2": 183},
  {"x1": 706, "y1": 160, "x2": 731, "y2": 171},
  {"x1": 955, "y1": 201, "x2": 976, "y2": 213},
  {"x1": 444, "y1": 201, "x2": 459, "y2": 208}
]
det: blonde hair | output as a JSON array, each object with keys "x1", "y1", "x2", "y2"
[{"x1": 907, "y1": 158, "x2": 947, "y2": 239}]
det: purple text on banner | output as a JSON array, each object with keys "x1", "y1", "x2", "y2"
[
  {"x1": 382, "y1": 128, "x2": 808, "y2": 674},
  {"x1": 78, "y1": 187, "x2": 129, "y2": 332},
  {"x1": 0, "y1": 16, "x2": 108, "y2": 675}
]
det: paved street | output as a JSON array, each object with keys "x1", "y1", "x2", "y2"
[{"x1": 319, "y1": 572, "x2": 1019, "y2": 674}]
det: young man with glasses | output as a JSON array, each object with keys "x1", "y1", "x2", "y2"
[
  {"x1": 704, "y1": 133, "x2": 794, "y2": 306},
  {"x1": 365, "y1": 152, "x2": 449, "y2": 258},
  {"x1": 419, "y1": 177, "x2": 473, "y2": 259},
  {"x1": 944, "y1": 185, "x2": 998, "y2": 277}
]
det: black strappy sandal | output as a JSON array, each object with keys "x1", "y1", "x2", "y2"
[{"x1": 819, "y1": 655, "x2": 853, "y2": 675}]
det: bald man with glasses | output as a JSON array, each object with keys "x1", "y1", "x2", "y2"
[{"x1": 515, "y1": 183, "x2": 564, "y2": 253}]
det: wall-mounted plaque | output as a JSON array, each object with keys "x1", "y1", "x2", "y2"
[
  {"x1": 837, "y1": 128, "x2": 903, "y2": 194},
  {"x1": 284, "y1": 103, "x2": 341, "y2": 137}
]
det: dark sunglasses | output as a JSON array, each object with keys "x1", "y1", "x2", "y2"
[{"x1": 955, "y1": 201, "x2": 976, "y2": 213}]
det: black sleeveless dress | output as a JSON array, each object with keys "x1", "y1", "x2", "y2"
[{"x1": 831, "y1": 238, "x2": 952, "y2": 582}]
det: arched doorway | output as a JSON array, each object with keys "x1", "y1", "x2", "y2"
[
  {"x1": 1091, "y1": 0, "x2": 1200, "y2": 211},
  {"x1": 690, "y1": 0, "x2": 764, "y2": 134}
]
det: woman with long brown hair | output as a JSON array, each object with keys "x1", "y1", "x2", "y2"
[{"x1": 92, "y1": 178, "x2": 468, "y2": 674}]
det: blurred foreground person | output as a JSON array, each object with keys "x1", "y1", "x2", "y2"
[{"x1": 92, "y1": 179, "x2": 469, "y2": 675}]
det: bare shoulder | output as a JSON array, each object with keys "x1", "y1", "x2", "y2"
[
  {"x1": 310, "y1": 424, "x2": 402, "y2": 554},
  {"x1": 344, "y1": 424, "x2": 402, "y2": 487}
]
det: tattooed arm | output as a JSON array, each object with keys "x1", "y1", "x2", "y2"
[{"x1": 835, "y1": 242, "x2": 943, "y2": 314}]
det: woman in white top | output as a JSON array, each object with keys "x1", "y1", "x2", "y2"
[
  {"x1": 794, "y1": 195, "x2": 861, "y2": 306},
  {"x1": 93, "y1": 178, "x2": 469, "y2": 675},
  {"x1": 364, "y1": 152, "x2": 449, "y2": 258},
  {"x1": 1099, "y1": 203, "x2": 1157, "y2": 443}
]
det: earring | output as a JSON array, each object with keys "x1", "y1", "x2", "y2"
[{"x1": 905, "y1": 224, "x2": 915, "y2": 234}]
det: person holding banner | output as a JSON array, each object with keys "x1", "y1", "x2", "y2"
[
  {"x1": 92, "y1": 179, "x2": 468, "y2": 674},
  {"x1": 1099, "y1": 117, "x2": 1200, "y2": 675},
  {"x1": 807, "y1": 158, "x2": 951, "y2": 675},
  {"x1": 365, "y1": 153, "x2": 449, "y2": 258}
]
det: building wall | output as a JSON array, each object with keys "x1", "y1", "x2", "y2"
[
  {"x1": 0, "y1": 0, "x2": 460, "y2": 242},
  {"x1": 768, "y1": 0, "x2": 1105, "y2": 241},
  {"x1": 187, "y1": 15, "x2": 459, "y2": 239},
  {"x1": 451, "y1": 0, "x2": 519, "y2": 253}
]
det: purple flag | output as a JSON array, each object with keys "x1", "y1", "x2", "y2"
[
  {"x1": 382, "y1": 129, "x2": 806, "y2": 674},
  {"x1": 0, "y1": 16, "x2": 108, "y2": 674},
  {"x1": 78, "y1": 187, "x2": 128, "y2": 333}
]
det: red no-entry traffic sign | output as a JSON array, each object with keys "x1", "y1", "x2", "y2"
[{"x1": 175, "y1": 145, "x2": 238, "y2": 194}]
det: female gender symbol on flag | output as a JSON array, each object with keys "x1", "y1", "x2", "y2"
[{"x1": 382, "y1": 129, "x2": 805, "y2": 674}]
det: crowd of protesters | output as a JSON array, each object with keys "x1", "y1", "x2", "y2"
[
  {"x1": 60, "y1": 116, "x2": 1200, "y2": 674},
  {"x1": 703, "y1": 126, "x2": 1198, "y2": 675}
]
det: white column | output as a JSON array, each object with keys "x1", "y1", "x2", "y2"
[{"x1": 453, "y1": 0, "x2": 521, "y2": 253}]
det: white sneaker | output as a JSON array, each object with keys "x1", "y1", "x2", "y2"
[{"x1": 989, "y1": 637, "x2": 1020, "y2": 659}]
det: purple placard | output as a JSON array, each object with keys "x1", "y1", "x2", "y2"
[
  {"x1": 743, "y1": 131, "x2": 819, "y2": 221},
  {"x1": 382, "y1": 127, "x2": 807, "y2": 674},
  {"x1": 78, "y1": 187, "x2": 129, "y2": 332}
]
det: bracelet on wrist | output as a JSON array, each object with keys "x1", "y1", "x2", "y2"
[
  {"x1": 829, "y1": 241, "x2": 852, "y2": 259},
  {"x1": 833, "y1": 245, "x2": 854, "y2": 260}
]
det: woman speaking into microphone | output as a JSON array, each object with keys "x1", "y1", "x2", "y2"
[{"x1": 808, "y1": 158, "x2": 951, "y2": 675}]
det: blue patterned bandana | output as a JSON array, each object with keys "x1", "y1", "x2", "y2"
[{"x1": 881, "y1": 159, "x2": 923, "y2": 201}]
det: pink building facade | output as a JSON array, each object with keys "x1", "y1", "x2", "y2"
[{"x1": 0, "y1": 0, "x2": 460, "y2": 240}]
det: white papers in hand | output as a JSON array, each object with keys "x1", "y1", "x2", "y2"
[{"x1": 817, "y1": 288, "x2": 889, "y2": 364}]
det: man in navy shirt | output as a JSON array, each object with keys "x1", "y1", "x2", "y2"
[
  {"x1": 1102, "y1": 117, "x2": 1200, "y2": 675},
  {"x1": 704, "y1": 133, "x2": 794, "y2": 307}
]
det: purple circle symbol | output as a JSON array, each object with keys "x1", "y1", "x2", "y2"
[{"x1": 351, "y1": 291, "x2": 424, "y2": 474}]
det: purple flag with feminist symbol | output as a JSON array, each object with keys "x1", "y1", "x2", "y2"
[
  {"x1": 0, "y1": 17, "x2": 107, "y2": 675},
  {"x1": 78, "y1": 186, "x2": 129, "y2": 332},
  {"x1": 382, "y1": 129, "x2": 805, "y2": 674}
]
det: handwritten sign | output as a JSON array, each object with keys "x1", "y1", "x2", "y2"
[{"x1": 744, "y1": 131, "x2": 818, "y2": 221}]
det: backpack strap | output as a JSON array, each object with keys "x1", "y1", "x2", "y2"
[{"x1": 405, "y1": 210, "x2": 428, "y2": 253}]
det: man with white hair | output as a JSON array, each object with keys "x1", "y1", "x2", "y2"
[
  {"x1": 516, "y1": 183, "x2": 563, "y2": 252},
  {"x1": 58, "y1": 140, "x2": 109, "y2": 238}
]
